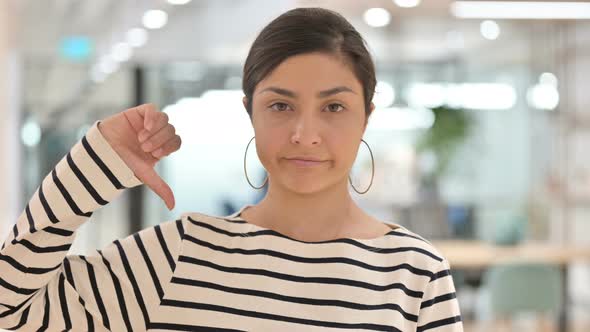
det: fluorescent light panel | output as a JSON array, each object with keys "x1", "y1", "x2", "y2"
[{"x1": 451, "y1": 1, "x2": 590, "y2": 19}]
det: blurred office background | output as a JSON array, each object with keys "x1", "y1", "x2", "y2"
[{"x1": 1, "y1": 0, "x2": 590, "y2": 331}]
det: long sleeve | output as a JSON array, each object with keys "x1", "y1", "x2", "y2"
[
  {"x1": 416, "y1": 258, "x2": 464, "y2": 332},
  {"x1": 0, "y1": 121, "x2": 185, "y2": 331}
]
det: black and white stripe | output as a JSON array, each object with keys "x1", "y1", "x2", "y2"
[{"x1": 0, "y1": 121, "x2": 462, "y2": 331}]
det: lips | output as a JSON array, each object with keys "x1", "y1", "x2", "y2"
[
  {"x1": 285, "y1": 157, "x2": 327, "y2": 162},
  {"x1": 285, "y1": 158, "x2": 328, "y2": 167}
]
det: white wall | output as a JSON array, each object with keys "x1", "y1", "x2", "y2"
[{"x1": 0, "y1": 0, "x2": 22, "y2": 240}]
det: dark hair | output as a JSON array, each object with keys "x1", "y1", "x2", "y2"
[{"x1": 242, "y1": 7, "x2": 376, "y2": 123}]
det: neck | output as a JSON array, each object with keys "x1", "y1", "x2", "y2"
[{"x1": 247, "y1": 176, "x2": 363, "y2": 241}]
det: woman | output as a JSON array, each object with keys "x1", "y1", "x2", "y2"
[{"x1": 0, "y1": 7, "x2": 463, "y2": 331}]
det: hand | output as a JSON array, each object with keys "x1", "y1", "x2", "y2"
[{"x1": 97, "y1": 103, "x2": 181, "y2": 210}]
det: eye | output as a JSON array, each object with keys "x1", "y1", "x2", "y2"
[
  {"x1": 324, "y1": 103, "x2": 345, "y2": 113},
  {"x1": 269, "y1": 102, "x2": 291, "y2": 112}
]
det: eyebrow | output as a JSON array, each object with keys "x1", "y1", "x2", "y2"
[{"x1": 257, "y1": 86, "x2": 357, "y2": 98}]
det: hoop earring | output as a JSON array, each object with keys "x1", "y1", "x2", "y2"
[
  {"x1": 349, "y1": 139, "x2": 375, "y2": 194},
  {"x1": 244, "y1": 136, "x2": 268, "y2": 189}
]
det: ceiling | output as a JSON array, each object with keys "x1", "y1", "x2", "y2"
[{"x1": 11, "y1": 0, "x2": 564, "y2": 127}]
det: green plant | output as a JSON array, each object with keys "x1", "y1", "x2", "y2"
[{"x1": 416, "y1": 105, "x2": 473, "y2": 185}]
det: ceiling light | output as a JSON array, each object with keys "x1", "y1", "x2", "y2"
[
  {"x1": 369, "y1": 107, "x2": 434, "y2": 131},
  {"x1": 406, "y1": 83, "x2": 517, "y2": 110},
  {"x1": 126, "y1": 28, "x2": 148, "y2": 48},
  {"x1": 456, "y1": 83, "x2": 516, "y2": 110},
  {"x1": 111, "y1": 42, "x2": 132, "y2": 62},
  {"x1": 99, "y1": 56, "x2": 119, "y2": 74},
  {"x1": 364, "y1": 8, "x2": 391, "y2": 27},
  {"x1": 167, "y1": 0, "x2": 192, "y2": 4},
  {"x1": 21, "y1": 120, "x2": 41, "y2": 147},
  {"x1": 539, "y1": 72, "x2": 558, "y2": 86},
  {"x1": 527, "y1": 83, "x2": 559, "y2": 110},
  {"x1": 394, "y1": 0, "x2": 421, "y2": 8},
  {"x1": 143, "y1": 10, "x2": 168, "y2": 29},
  {"x1": 451, "y1": 1, "x2": 590, "y2": 19},
  {"x1": 480, "y1": 20, "x2": 500, "y2": 40},
  {"x1": 373, "y1": 81, "x2": 396, "y2": 108}
]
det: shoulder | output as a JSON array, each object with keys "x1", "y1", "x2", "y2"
[
  {"x1": 178, "y1": 210, "x2": 236, "y2": 224},
  {"x1": 383, "y1": 224, "x2": 452, "y2": 276},
  {"x1": 176, "y1": 210, "x2": 241, "y2": 235}
]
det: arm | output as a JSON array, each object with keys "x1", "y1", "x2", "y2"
[
  {"x1": 0, "y1": 121, "x2": 184, "y2": 331},
  {"x1": 416, "y1": 259, "x2": 464, "y2": 332}
]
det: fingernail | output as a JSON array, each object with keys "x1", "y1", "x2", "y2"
[{"x1": 141, "y1": 141, "x2": 152, "y2": 151}]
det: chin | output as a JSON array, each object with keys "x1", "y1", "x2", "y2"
[
  {"x1": 285, "y1": 183, "x2": 327, "y2": 195},
  {"x1": 271, "y1": 159, "x2": 345, "y2": 193},
  {"x1": 280, "y1": 174, "x2": 343, "y2": 195}
]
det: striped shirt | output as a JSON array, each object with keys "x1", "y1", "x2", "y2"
[{"x1": 0, "y1": 121, "x2": 463, "y2": 331}]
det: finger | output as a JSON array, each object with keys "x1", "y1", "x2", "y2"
[
  {"x1": 123, "y1": 107, "x2": 146, "y2": 134},
  {"x1": 140, "y1": 124, "x2": 176, "y2": 153},
  {"x1": 143, "y1": 107, "x2": 160, "y2": 131},
  {"x1": 151, "y1": 135, "x2": 182, "y2": 159},
  {"x1": 139, "y1": 111, "x2": 169, "y2": 142},
  {"x1": 133, "y1": 103, "x2": 156, "y2": 118},
  {"x1": 141, "y1": 168, "x2": 175, "y2": 210}
]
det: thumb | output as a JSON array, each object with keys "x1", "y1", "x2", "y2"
[{"x1": 141, "y1": 168, "x2": 175, "y2": 210}]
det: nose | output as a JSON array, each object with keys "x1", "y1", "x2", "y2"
[{"x1": 290, "y1": 113, "x2": 322, "y2": 146}]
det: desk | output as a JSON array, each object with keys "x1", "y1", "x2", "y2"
[{"x1": 431, "y1": 240, "x2": 590, "y2": 332}]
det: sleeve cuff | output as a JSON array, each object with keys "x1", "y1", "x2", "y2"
[{"x1": 84, "y1": 120, "x2": 143, "y2": 188}]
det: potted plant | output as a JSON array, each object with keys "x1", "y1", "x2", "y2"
[{"x1": 415, "y1": 105, "x2": 473, "y2": 200}]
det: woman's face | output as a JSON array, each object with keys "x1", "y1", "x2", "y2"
[{"x1": 246, "y1": 52, "x2": 373, "y2": 195}]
